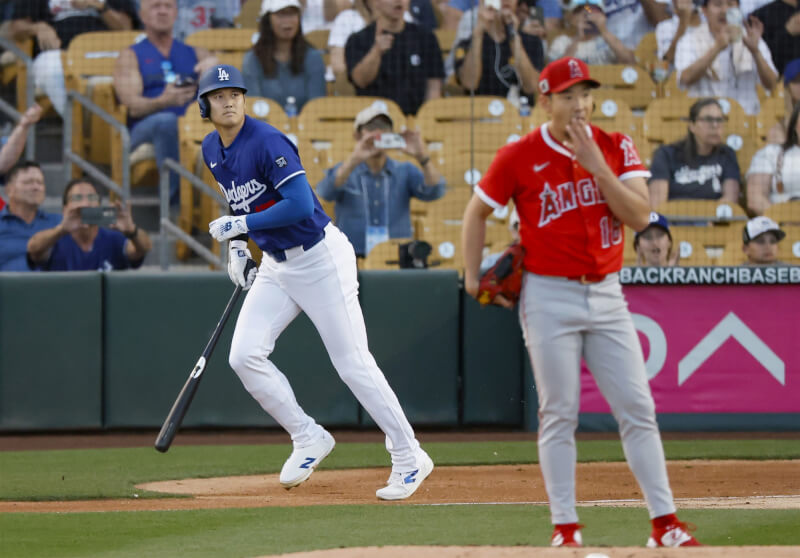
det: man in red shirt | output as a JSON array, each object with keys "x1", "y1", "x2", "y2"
[{"x1": 462, "y1": 57, "x2": 701, "y2": 549}]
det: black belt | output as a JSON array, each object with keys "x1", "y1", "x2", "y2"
[{"x1": 266, "y1": 230, "x2": 326, "y2": 262}]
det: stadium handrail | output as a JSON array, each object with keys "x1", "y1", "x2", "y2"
[{"x1": 159, "y1": 157, "x2": 226, "y2": 271}]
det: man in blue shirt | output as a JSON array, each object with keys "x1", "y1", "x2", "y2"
[
  {"x1": 200, "y1": 64, "x2": 434, "y2": 501},
  {"x1": 27, "y1": 177, "x2": 152, "y2": 271},
  {"x1": 0, "y1": 161, "x2": 61, "y2": 271},
  {"x1": 113, "y1": 0, "x2": 218, "y2": 204},
  {"x1": 316, "y1": 101, "x2": 446, "y2": 256}
]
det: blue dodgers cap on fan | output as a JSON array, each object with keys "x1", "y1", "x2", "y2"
[
  {"x1": 784, "y1": 59, "x2": 800, "y2": 84},
  {"x1": 634, "y1": 212, "x2": 671, "y2": 245}
]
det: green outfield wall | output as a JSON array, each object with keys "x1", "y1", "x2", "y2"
[{"x1": 0, "y1": 271, "x2": 796, "y2": 432}]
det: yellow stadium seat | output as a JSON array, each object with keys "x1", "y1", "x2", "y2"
[
  {"x1": 434, "y1": 28, "x2": 457, "y2": 59},
  {"x1": 64, "y1": 31, "x2": 145, "y2": 168},
  {"x1": 634, "y1": 32, "x2": 659, "y2": 75},
  {"x1": 415, "y1": 96, "x2": 523, "y2": 147},
  {"x1": 587, "y1": 64, "x2": 658, "y2": 111},
  {"x1": 360, "y1": 238, "x2": 412, "y2": 270},
  {"x1": 434, "y1": 151, "x2": 497, "y2": 190},
  {"x1": 655, "y1": 200, "x2": 747, "y2": 222},
  {"x1": 235, "y1": 0, "x2": 262, "y2": 28},
  {"x1": 765, "y1": 201, "x2": 800, "y2": 225},
  {"x1": 185, "y1": 28, "x2": 258, "y2": 53},
  {"x1": 304, "y1": 29, "x2": 330, "y2": 52},
  {"x1": 671, "y1": 225, "x2": 740, "y2": 265},
  {"x1": 297, "y1": 96, "x2": 406, "y2": 144},
  {"x1": 780, "y1": 225, "x2": 800, "y2": 264},
  {"x1": 755, "y1": 94, "x2": 787, "y2": 144}
]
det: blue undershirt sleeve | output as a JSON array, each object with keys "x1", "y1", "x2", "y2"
[{"x1": 244, "y1": 174, "x2": 315, "y2": 231}]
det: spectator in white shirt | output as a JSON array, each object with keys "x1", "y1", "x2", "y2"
[
  {"x1": 548, "y1": 0, "x2": 635, "y2": 64},
  {"x1": 656, "y1": 0, "x2": 702, "y2": 65},
  {"x1": 746, "y1": 101, "x2": 800, "y2": 214},
  {"x1": 328, "y1": 0, "x2": 371, "y2": 78},
  {"x1": 675, "y1": 0, "x2": 778, "y2": 115},
  {"x1": 603, "y1": 0, "x2": 671, "y2": 50}
]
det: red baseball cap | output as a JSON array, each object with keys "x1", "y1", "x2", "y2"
[{"x1": 538, "y1": 57, "x2": 600, "y2": 95}]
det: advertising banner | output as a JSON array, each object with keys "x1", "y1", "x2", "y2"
[{"x1": 580, "y1": 285, "x2": 799, "y2": 413}]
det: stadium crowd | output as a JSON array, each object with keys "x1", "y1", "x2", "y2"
[{"x1": 0, "y1": 0, "x2": 797, "y2": 271}]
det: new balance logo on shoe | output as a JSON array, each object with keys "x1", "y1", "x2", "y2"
[
  {"x1": 279, "y1": 430, "x2": 336, "y2": 489},
  {"x1": 210, "y1": 162, "x2": 217, "y2": 168},
  {"x1": 403, "y1": 469, "x2": 419, "y2": 484}
]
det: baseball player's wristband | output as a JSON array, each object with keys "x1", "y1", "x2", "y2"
[
  {"x1": 418, "y1": 156, "x2": 430, "y2": 167},
  {"x1": 232, "y1": 233, "x2": 249, "y2": 242},
  {"x1": 124, "y1": 225, "x2": 138, "y2": 240}
]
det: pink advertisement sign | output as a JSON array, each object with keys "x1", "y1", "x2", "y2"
[{"x1": 579, "y1": 286, "x2": 800, "y2": 413}]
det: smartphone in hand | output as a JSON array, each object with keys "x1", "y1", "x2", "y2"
[
  {"x1": 373, "y1": 133, "x2": 407, "y2": 149},
  {"x1": 79, "y1": 206, "x2": 118, "y2": 226}
]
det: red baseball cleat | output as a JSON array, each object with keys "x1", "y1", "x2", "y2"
[
  {"x1": 551, "y1": 523, "x2": 583, "y2": 547},
  {"x1": 647, "y1": 514, "x2": 702, "y2": 547}
]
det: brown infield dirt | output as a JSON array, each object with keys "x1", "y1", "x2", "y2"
[{"x1": 2, "y1": 433, "x2": 798, "y2": 557}]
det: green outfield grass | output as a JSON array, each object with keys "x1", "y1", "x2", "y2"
[
  {"x1": 1, "y1": 439, "x2": 800, "y2": 501},
  {"x1": 2, "y1": 506, "x2": 800, "y2": 558},
  {"x1": 1, "y1": 439, "x2": 799, "y2": 557}
]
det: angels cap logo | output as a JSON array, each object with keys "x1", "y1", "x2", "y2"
[
  {"x1": 217, "y1": 67, "x2": 230, "y2": 81},
  {"x1": 539, "y1": 79, "x2": 549, "y2": 94},
  {"x1": 568, "y1": 59, "x2": 582, "y2": 79}
]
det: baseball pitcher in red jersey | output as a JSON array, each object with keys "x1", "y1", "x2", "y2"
[{"x1": 462, "y1": 57, "x2": 702, "y2": 548}]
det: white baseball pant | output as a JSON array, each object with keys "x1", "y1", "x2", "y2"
[{"x1": 228, "y1": 223, "x2": 421, "y2": 470}]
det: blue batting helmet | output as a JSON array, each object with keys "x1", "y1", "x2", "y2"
[{"x1": 197, "y1": 64, "x2": 247, "y2": 118}]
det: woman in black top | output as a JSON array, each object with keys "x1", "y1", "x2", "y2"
[{"x1": 648, "y1": 98, "x2": 741, "y2": 207}]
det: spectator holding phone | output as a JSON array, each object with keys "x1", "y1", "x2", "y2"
[
  {"x1": 242, "y1": 0, "x2": 326, "y2": 112},
  {"x1": 316, "y1": 101, "x2": 445, "y2": 256},
  {"x1": 454, "y1": 0, "x2": 544, "y2": 102},
  {"x1": 27, "y1": 177, "x2": 151, "y2": 271},
  {"x1": 0, "y1": 161, "x2": 61, "y2": 271},
  {"x1": 674, "y1": 0, "x2": 778, "y2": 115},
  {"x1": 113, "y1": 0, "x2": 218, "y2": 205},
  {"x1": 345, "y1": 0, "x2": 445, "y2": 115},
  {"x1": 547, "y1": 0, "x2": 636, "y2": 64}
]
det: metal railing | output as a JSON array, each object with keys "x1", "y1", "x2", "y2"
[
  {"x1": 62, "y1": 90, "x2": 130, "y2": 198},
  {"x1": 159, "y1": 157, "x2": 227, "y2": 270},
  {"x1": 0, "y1": 36, "x2": 35, "y2": 160}
]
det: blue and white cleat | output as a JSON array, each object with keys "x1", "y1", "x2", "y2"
[
  {"x1": 376, "y1": 449, "x2": 434, "y2": 500},
  {"x1": 279, "y1": 430, "x2": 335, "y2": 489}
]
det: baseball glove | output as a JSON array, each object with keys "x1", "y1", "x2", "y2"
[{"x1": 477, "y1": 242, "x2": 525, "y2": 307}]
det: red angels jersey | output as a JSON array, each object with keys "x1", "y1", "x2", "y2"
[{"x1": 475, "y1": 123, "x2": 650, "y2": 276}]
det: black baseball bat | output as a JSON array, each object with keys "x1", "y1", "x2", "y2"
[{"x1": 155, "y1": 284, "x2": 244, "y2": 453}]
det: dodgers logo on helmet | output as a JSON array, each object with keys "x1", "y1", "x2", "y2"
[{"x1": 197, "y1": 64, "x2": 248, "y2": 118}]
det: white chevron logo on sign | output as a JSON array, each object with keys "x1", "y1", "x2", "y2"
[{"x1": 678, "y1": 312, "x2": 785, "y2": 386}]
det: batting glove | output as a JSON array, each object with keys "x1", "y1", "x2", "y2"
[
  {"x1": 228, "y1": 240, "x2": 257, "y2": 290},
  {"x1": 209, "y1": 215, "x2": 249, "y2": 242}
]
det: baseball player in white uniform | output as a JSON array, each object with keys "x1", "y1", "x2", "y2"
[
  {"x1": 462, "y1": 57, "x2": 702, "y2": 547},
  {"x1": 198, "y1": 64, "x2": 433, "y2": 500}
]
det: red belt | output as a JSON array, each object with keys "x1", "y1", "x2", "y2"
[{"x1": 566, "y1": 273, "x2": 607, "y2": 284}]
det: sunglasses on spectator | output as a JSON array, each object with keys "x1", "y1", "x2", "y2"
[
  {"x1": 694, "y1": 116, "x2": 727, "y2": 125},
  {"x1": 67, "y1": 193, "x2": 100, "y2": 203}
]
